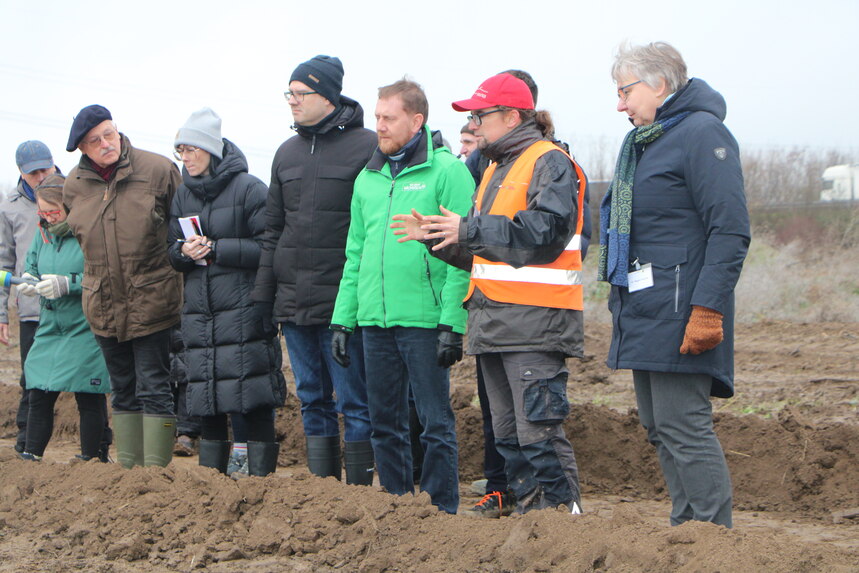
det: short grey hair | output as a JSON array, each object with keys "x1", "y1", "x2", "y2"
[{"x1": 611, "y1": 41, "x2": 688, "y2": 93}]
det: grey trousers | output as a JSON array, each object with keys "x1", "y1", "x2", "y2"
[
  {"x1": 633, "y1": 370, "x2": 733, "y2": 528},
  {"x1": 481, "y1": 351, "x2": 580, "y2": 509}
]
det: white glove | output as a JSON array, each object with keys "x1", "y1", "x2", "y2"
[
  {"x1": 35, "y1": 274, "x2": 70, "y2": 300},
  {"x1": 16, "y1": 273, "x2": 39, "y2": 297}
]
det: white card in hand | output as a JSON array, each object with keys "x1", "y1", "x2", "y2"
[{"x1": 628, "y1": 263, "x2": 653, "y2": 292}]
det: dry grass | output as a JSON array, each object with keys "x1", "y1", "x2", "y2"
[{"x1": 583, "y1": 232, "x2": 859, "y2": 324}]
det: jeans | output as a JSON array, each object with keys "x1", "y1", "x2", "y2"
[
  {"x1": 283, "y1": 323, "x2": 371, "y2": 442},
  {"x1": 481, "y1": 351, "x2": 580, "y2": 509},
  {"x1": 633, "y1": 370, "x2": 733, "y2": 527},
  {"x1": 95, "y1": 328, "x2": 174, "y2": 415},
  {"x1": 363, "y1": 326, "x2": 459, "y2": 514}
]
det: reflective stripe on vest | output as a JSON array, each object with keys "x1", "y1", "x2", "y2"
[{"x1": 465, "y1": 140, "x2": 586, "y2": 310}]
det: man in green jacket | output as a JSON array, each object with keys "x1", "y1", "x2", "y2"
[{"x1": 330, "y1": 79, "x2": 474, "y2": 513}]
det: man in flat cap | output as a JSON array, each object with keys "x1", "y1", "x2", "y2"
[
  {"x1": 1, "y1": 141, "x2": 58, "y2": 453},
  {"x1": 253, "y1": 55, "x2": 377, "y2": 484},
  {"x1": 63, "y1": 105, "x2": 182, "y2": 468}
]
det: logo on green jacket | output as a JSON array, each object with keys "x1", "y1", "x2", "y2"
[
  {"x1": 402, "y1": 182, "x2": 427, "y2": 191},
  {"x1": 90, "y1": 378, "x2": 102, "y2": 386}
]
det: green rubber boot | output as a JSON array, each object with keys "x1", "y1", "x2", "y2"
[
  {"x1": 143, "y1": 414, "x2": 176, "y2": 467},
  {"x1": 112, "y1": 411, "x2": 144, "y2": 469}
]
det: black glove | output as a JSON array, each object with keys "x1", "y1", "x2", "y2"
[
  {"x1": 254, "y1": 301, "x2": 277, "y2": 338},
  {"x1": 331, "y1": 327, "x2": 351, "y2": 368},
  {"x1": 437, "y1": 329, "x2": 463, "y2": 368}
]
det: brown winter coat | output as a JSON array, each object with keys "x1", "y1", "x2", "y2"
[{"x1": 63, "y1": 134, "x2": 182, "y2": 342}]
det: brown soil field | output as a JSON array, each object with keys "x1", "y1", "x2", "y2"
[{"x1": 0, "y1": 320, "x2": 858, "y2": 571}]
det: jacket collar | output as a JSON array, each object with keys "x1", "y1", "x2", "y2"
[
  {"x1": 365, "y1": 125, "x2": 433, "y2": 177},
  {"x1": 482, "y1": 119, "x2": 543, "y2": 165}
]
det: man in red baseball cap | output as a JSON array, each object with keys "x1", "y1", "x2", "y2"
[{"x1": 392, "y1": 72, "x2": 588, "y2": 517}]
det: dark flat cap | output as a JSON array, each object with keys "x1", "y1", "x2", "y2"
[{"x1": 67, "y1": 104, "x2": 112, "y2": 152}]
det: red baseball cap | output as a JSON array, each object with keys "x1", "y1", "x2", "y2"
[{"x1": 451, "y1": 73, "x2": 535, "y2": 112}]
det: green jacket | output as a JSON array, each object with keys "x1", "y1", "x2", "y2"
[
  {"x1": 332, "y1": 127, "x2": 474, "y2": 333},
  {"x1": 23, "y1": 229, "x2": 110, "y2": 394}
]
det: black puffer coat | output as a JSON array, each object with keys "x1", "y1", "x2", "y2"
[
  {"x1": 252, "y1": 97, "x2": 377, "y2": 325},
  {"x1": 167, "y1": 139, "x2": 286, "y2": 416}
]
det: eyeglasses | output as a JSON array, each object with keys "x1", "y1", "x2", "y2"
[
  {"x1": 617, "y1": 80, "x2": 642, "y2": 102},
  {"x1": 173, "y1": 146, "x2": 200, "y2": 161},
  {"x1": 284, "y1": 90, "x2": 318, "y2": 103},
  {"x1": 466, "y1": 108, "x2": 505, "y2": 126},
  {"x1": 37, "y1": 209, "x2": 63, "y2": 219},
  {"x1": 83, "y1": 129, "x2": 118, "y2": 147}
]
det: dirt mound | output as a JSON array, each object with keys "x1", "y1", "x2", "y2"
[{"x1": 0, "y1": 452, "x2": 856, "y2": 572}]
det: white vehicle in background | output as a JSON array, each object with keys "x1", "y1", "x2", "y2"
[{"x1": 821, "y1": 164, "x2": 859, "y2": 201}]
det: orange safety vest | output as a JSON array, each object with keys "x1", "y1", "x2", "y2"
[{"x1": 465, "y1": 140, "x2": 586, "y2": 310}]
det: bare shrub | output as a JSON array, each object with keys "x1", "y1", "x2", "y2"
[{"x1": 742, "y1": 147, "x2": 855, "y2": 206}]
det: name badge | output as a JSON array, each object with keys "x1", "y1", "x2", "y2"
[{"x1": 628, "y1": 263, "x2": 653, "y2": 292}]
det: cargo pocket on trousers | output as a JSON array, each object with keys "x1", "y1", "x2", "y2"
[{"x1": 521, "y1": 363, "x2": 570, "y2": 425}]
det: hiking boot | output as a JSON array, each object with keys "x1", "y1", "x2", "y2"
[
  {"x1": 462, "y1": 491, "x2": 514, "y2": 519},
  {"x1": 173, "y1": 435, "x2": 197, "y2": 457},
  {"x1": 18, "y1": 451, "x2": 41, "y2": 462}
]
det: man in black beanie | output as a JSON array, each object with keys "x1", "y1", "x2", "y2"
[
  {"x1": 63, "y1": 104, "x2": 182, "y2": 469},
  {"x1": 253, "y1": 55, "x2": 377, "y2": 484}
]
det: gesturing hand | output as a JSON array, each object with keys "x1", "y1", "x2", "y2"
[
  {"x1": 391, "y1": 208, "x2": 430, "y2": 243},
  {"x1": 420, "y1": 206, "x2": 462, "y2": 251}
]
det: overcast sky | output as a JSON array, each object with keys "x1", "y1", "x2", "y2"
[{"x1": 0, "y1": 0, "x2": 856, "y2": 187}]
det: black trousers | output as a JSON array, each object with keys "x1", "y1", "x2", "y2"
[
  {"x1": 95, "y1": 328, "x2": 173, "y2": 415},
  {"x1": 25, "y1": 389, "x2": 106, "y2": 458},
  {"x1": 200, "y1": 407, "x2": 276, "y2": 443},
  {"x1": 15, "y1": 321, "x2": 38, "y2": 452}
]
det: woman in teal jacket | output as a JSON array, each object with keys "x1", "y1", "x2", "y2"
[{"x1": 17, "y1": 174, "x2": 111, "y2": 461}]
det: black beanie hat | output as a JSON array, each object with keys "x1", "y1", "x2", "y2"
[{"x1": 290, "y1": 55, "x2": 344, "y2": 105}]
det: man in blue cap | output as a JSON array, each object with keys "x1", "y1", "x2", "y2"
[
  {"x1": 63, "y1": 104, "x2": 182, "y2": 469},
  {"x1": 1, "y1": 141, "x2": 57, "y2": 453}
]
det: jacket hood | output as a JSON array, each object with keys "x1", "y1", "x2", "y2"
[
  {"x1": 182, "y1": 138, "x2": 248, "y2": 200},
  {"x1": 482, "y1": 119, "x2": 543, "y2": 164},
  {"x1": 656, "y1": 78, "x2": 727, "y2": 123},
  {"x1": 294, "y1": 95, "x2": 366, "y2": 137}
]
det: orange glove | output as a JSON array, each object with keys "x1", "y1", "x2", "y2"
[{"x1": 679, "y1": 305, "x2": 723, "y2": 355}]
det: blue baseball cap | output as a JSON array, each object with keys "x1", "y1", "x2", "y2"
[{"x1": 15, "y1": 140, "x2": 53, "y2": 174}]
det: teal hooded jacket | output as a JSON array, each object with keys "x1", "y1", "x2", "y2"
[
  {"x1": 331, "y1": 127, "x2": 475, "y2": 333},
  {"x1": 23, "y1": 229, "x2": 110, "y2": 394}
]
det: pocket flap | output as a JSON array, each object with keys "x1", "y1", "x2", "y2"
[
  {"x1": 520, "y1": 363, "x2": 568, "y2": 381},
  {"x1": 81, "y1": 275, "x2": 101, "y2": 291}
]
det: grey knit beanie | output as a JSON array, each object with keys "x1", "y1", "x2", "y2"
[{"x1": 175, "y1": 107, "x2": 224, "y2": 159}]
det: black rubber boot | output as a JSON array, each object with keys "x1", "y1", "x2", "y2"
[
  {"x1": 344, "y1": 440, "x2": 375, "y2": 486},
  {"x1": 247, "y1": 441, "x2": 279, "y2": 476},
  {"x1": 306, "y1": 435, "x2": 341, "y2": 479},
  {"x1": 408, "y1": 406, "x2": 424, "y2": 484},
  {"x1": 199, "y1": 440, "x2": 231, "y2": 474}
]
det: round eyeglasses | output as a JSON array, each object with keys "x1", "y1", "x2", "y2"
[{"x1": 173, "y1": 146, "x2": 200, "y2": 161}]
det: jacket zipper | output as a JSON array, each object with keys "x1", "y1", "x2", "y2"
[
  {"x1": 311, "y1": 134, "x2": 316, "y2": 155},
  {"x1": 674, "y1": 265, "x2": 680, "y2": 313},
  {"x1": 424, "y1": 255, "x2": 439, "y2": 306},
  {"x1": 380, "y1": 179, "x2": 396, "y2": 327}
]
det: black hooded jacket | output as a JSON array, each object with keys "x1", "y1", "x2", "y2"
[
  {"x1": 252, "y1": 96, "x2": 377, "y2": 325},
  {"x1": 167, "y1": 139, "x2": 286, "y2": 416}
]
